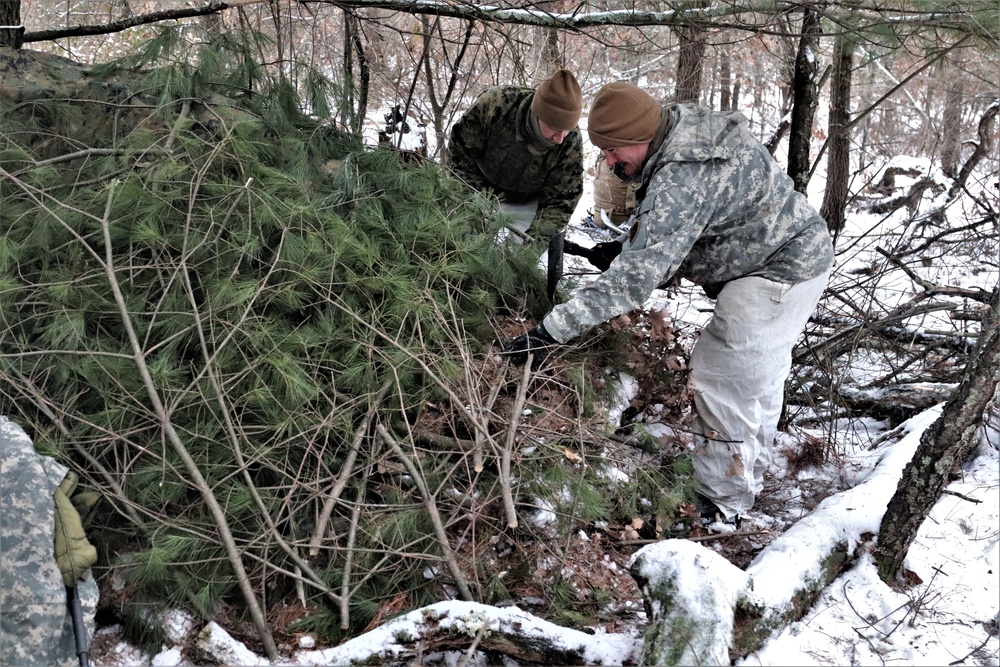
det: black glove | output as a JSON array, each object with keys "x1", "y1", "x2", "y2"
[
  {"x1": 563, "y1": 240, "x2": 622, "y2": 272},
  {"x1": 500, "y1": 323, "x2": 558, "y2": 369},
  {"x1": 588, "y1": 240, "x2": 623, "y2": 271}
]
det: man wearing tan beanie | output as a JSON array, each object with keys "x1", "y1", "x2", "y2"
[
  {"x1": 502, "y1": 81, "x2": 835, "y2": 528},
  {"x1": 445, "y1": 69, "x2": 584, "y2": 245}
]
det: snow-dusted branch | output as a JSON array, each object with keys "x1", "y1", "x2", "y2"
[{"x1": 23, "y1": 0, "x2": 996, "y2": 44}]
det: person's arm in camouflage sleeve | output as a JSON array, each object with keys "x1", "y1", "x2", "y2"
[
  {"x1": 543, "y1": 159, "x2": 717, "y2": 342},
  {"x1": 445, "y1": 89, "x2": 501, "y2": 191},
  {"x1": 527, "y1": 131, "x2": 584, "y2": 242}
]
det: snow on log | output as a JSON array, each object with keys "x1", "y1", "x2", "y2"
[
  {"x1": 629, "y1": 407, "x2": 939, "y2": 665},
  {"x1": 630, "y1": 540, "x2": 750, "y2": 665},
  {"x1": 190, "y1": 622, "x2": 270, "y2": 666},
  {"x1": 293, "y1": 600, "x2": 641, "y2": 666}
]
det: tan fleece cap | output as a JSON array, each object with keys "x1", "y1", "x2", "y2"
[
  {"x1": 530, "y1": 69, "x2": 583, "y2": 131},
  {"x1": 588, "y1": 82, "x2": 661, "y2": 149}
]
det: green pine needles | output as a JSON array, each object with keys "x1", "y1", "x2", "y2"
[
  {"x1": 1, "y1": 33, "x2": 692, "y2": 652},
  {"x1": 0, "y1": 34, "x2": 552, "y2": 648}
]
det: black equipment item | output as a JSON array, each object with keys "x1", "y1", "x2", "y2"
[
  {"x1": 68, "y1": 585, "x2": 90, "y2": 667},
  {"x1": 546, "y1": 231, "x2": 565, "y2": 303}
]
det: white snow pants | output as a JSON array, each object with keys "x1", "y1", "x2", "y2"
[{"x1": 689, "y1": 270, "x2": 830, "y2": 519}]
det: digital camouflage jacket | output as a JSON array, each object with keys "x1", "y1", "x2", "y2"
[
  {"x1": 545, "y1": 103, "x2": 834, "y2": 342},
  {"x1": 446, "y1": 86, "x2": 583, "y2": 243},
  {"x1": 0, "y1": 417, "x2": 99, "y2": 666}
]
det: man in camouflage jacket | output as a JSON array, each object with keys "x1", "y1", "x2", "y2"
[
  {"x1": 446, "y1": 69, "x2": 584, "y2": 244},
  {"x1": 502, "y1": 82, "x2": 834, "y2": 523}
]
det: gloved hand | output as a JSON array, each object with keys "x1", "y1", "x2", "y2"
[
  {"x1": 53, "y1": 472, "x2": 99, "y2": 587},
  {"x1": 563, "y1": 240, "x2": 622, "y2": 272},
  {"x1": 587, "y1": 240, "x2": 623, "y2": 272},
  {"x1": 500, "y1": 323, "x2": 558, "y2": 370}
]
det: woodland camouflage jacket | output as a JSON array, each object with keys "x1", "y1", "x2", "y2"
[
  {"x1": 545, "y1": 103, "x2": 834, "y2": 343},
  {"x1": 446, "y1": 85, "x2": 583, "y2": 243}
]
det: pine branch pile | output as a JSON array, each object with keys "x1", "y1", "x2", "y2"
[{"x1": 1, "y1": 37, "x2": 700, "y2": 657}]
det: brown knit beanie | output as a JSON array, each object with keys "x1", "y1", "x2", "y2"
[
  {"x1": 587, "y1": 82, "x2": 661, "y2": 149},
  {"x1": 530, "y1": 69, "x2": 583, "y2": 131}
]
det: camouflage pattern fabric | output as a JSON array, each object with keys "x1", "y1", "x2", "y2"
[
  {"x1": 0, "y1": 46, "x2": 152, "y2": 157},
  {"x1": 1, "y1": 417, "x2": 98, "y2": 666},
  {"x1": 0, "y1": 47, "x2": 248, "y2": 162},
  {"x1": 544, "y1": 103, "x2": 834, "y2": 342},
  {"x1": 445, "y1": 85, "x2": 583, "y2": 243}
]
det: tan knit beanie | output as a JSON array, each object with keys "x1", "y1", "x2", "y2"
[
  {"x1": 530, "y1": 69, "x2": 583, "y2": 131},
  {"x1": 587, "y1": 82, "x2": 661, "y2": 149}
]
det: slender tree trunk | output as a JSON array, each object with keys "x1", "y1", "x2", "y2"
[
  {"x1": 531, "y1": 0, "x2": 564, "y2": 82},
  {"x1": 674, "y1": 18, "x2": 707, "y2": 104},
  {"x1": 940, "y1": 74, "x2": 964, "y2": 178},
  {"x1": 787, "y1": 5, "x2": 821, "y2": 194},
  {"x1": 820, "y1": 31, "x2": 854, "y2": 235},
  {"x1": 719, "y1": 49, "x2": 732, "y2": 111},
  {"x1": 0, "y1": 0, "x2": 23, "y2": 49},
  {"x1": 875, "y1": 288, "x2": 1000, "y2": 582},
  {"x1": 422, "y1": 18, "x2": 475, "y2": 158},
  {"x1": 342, "y1": 11, "x2": 369, "y2": 136}
]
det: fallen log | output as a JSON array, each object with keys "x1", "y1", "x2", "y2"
[
  {"x1": 294, "y1": 600, "x2": 640, "y2": 666},
  {"x1": 628, "y1": 407, "x2": 939, "y2": 665}
]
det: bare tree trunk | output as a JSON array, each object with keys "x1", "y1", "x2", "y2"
[
  {"x1": 940, "y1": 74, "x2": 964, "y2": 178},
  {"x1": 533, "y1": 1, "x2": 563, "y2": 82},
  {"x1": 787, "y1": 5, "x2": 821, "y2": 194},
  {"x1": 674, "y1": 22, "x2": 706, "y2": 104},
  {"x1": 820, "y1": 31, "x2": 854, "y2": 235},
  {"x1": 421, "y1": 18, "x2": 475, "y2": 157},
  {"x1": 342, "y1": 11, "x2": 369, "y2": 136},
  {"x1": 0, "y1": 0, "x2": 23, "y2": 49},
  {"x1": 719, "y1": 49, "x2": 732, "y2": 111},
  {"x1": 875, "y1": 288, "x2": 1000, "y2": 582}
]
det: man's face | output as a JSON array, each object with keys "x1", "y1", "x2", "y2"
[
  {"x1": 537, "y1": 119, "x2": 571, "y2": 145},
  {"x1": 602, "y1": 143, "x2": 650, "y2": 180}
]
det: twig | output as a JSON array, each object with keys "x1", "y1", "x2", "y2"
[
  {"x1": 23, "y1": 0, "x2": 266, "y2": 42},
  {"x1": 456, "y1": 624, "x2": 489, "y2": 667},
  {"x1": 309, "y1": 381, "x2": 391, "y2": 556},
  {"x1": 618, "y1": 529, "x2": 771, "y2": 545},
  {"x1": 500, "y1": 359, "x2": 532, "y2": 529},
  {"x1": 475, "y1": 364, "x2": 506, "y2": 473},
  {"x1": 948, "y1": 635, "x2": 993, "y2": 665},
  {"x1": 376, "y1": 423, "x2": 474, "y2": 601},
  {"x1": 877, "y1": 247, "x2": 994, "y2": 303},
  {"x1": 941, "y1": 489, "x2": 982, "y2": 504},
  {"x1": 98, "y1": 182, "x2": 278, "y2": 660},
  {"x1": 341, "y1": 473, "x2": 368, "y2": 629},
  {"x1": 844, "y1": 579, "x2": 911, "y2": 637}
]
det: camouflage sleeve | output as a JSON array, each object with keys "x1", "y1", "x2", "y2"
[
  {"x1": 543, "y1": 160, "x2": 714, "y2": 342},
  {"x1": 0, "y1": 417, "x2": 95, "y2": 667},
  {"x1": 527, "y1": 131, "x2": 584, "y2": 242},
  {"x1": 445, "y1": 88, "x2": 501, "y2": 191}
]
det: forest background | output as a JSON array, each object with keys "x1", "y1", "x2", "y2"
[{"x1": 0, "y1": 0, "x2": 998, "y2": 664}]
